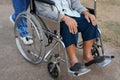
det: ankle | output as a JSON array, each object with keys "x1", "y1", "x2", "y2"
[
  {"x1": 70, "y1": 59, "x2": 79, "y2": 66},
  {"x1": 83, "y1": 56, "x2": 93, "y2": 63}
]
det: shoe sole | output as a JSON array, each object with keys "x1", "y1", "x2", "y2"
[
  {"x1": 96, "y1": 56, "x2": 112, "y2": 67},
  {"x1": 9, "y1": 15, "x2": 15, "y2": 24},
  {"x1": 68, "y1": 68, "x2": 91, "y2": 76}
]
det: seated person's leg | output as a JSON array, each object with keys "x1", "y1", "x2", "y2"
[
  {"x1": 77, "y1": 14, "x2": 99, "y2": 63},
  {"x1": 83, "y1": 40, "x2": 94, "y2": 63},
  {"x1": 60, "y1": 21, "x2": 82, "y2": 71}
]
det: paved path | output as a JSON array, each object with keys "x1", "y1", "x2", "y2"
[{"x1": 0, "y1": 3, "x2": 120, "y2": 80}]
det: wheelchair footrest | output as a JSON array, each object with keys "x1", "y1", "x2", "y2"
[
  {"x1": 96, "y1": 55, "x2": 114, "y2": 67},
  {"x1": 68, "y1": 67, "x2": 91, "y2": 76}
]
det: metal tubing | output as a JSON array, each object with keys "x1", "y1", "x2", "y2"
[
  {"x1": 94, "y1": 0, "x2": 97, "y2": 17},
  {"x1": 43, "y1": 41, "x2": 59, "y2": 62},
  {"x1": 58, "y1": 40, "x2": 70, "y2": 73}
]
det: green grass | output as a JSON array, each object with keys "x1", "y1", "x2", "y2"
[
  {"x1": 105, "y1": 21, "x2": 120, "y2": 34},
  {"x1": 103, "y1": 21, "x2": 120, "y2": 46},
  {"x1": 81, "y1": 0, "x2": 120, "y2": 46}
]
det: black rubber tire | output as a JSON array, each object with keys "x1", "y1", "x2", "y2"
[{"x1": 47, "y1": 62, "x2": 60, "y2": 79}]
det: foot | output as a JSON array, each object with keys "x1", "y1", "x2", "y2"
[
  {"x1": 83, "y1": 56, "x2": 94, "y2": 64},
  {"x1": 70, "y1": 62, "x2": 84, "y2": 71},
  {"x1": 20, "y1": 35, "x2": 33, "y2": 45},
  {"x1": 10, "y1": 14, "x2": 33, "y2": 45},
  {"x1": 96, "y1": 56, "x2": 112, "y2": 67},
  {"x1": 84, "y1": 56, "x2": 105, "y2": 66}
]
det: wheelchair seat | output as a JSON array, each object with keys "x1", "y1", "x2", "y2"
[{"x1": 35, "y1": 0, "x2": 55, "y2": 5}]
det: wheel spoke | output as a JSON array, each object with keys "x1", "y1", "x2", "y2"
[{"x1": 15, "y1": 12, "x2": 45, "y2": 64}]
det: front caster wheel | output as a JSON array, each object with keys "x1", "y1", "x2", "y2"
[{"x1": 47, "y1": 62, "x2": 61, "y2": 79}]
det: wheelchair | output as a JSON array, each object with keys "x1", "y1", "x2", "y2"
[{"x1": 14, "y1": 0, "x2": 114, "y2": 79}]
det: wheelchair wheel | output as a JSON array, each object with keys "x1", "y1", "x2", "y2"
[
  {"x1": 91, "y1": 39, "x2": 100, "y2": 57},
  {"x1": 47, "y1": 62, "x2": 61, "y2": 79},
  {"x1": 14, "y1": 12, "x2": 46, "y2": 64},
  {"x1": 91, "y1": 46, "x2": 100, "y2": 57}
]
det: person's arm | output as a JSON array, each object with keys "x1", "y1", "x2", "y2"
[
  {"x1": 71, "y1": 0, "x2": 88, "y2": 14},
  {"x1": 61, "y1": 16, "x2": 78, "y2": 34},
  {"x1": 71, "y1": 0, "x2": 97, "y2": 26},
  {"x1": 35, "y1": 1, "x2": 65, "y2": 21}
]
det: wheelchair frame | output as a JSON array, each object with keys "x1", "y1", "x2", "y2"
[{"x1": 14, "y1": 0, "x2": 114, "y2": 79}]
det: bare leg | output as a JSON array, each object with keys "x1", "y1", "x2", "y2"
[
  {"x1": 66, "y1": 44, "x2": 78, "y2": 66},
  {"x1": 83, "y1": 39, "x2": 95, "y2": 63},
  {"x1": 66, "y1": 39, "x2": 95, "y2": 65}
]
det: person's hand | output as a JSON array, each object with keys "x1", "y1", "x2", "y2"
[
  {"x1": 61, "y1": 16, "x2": 78, "y2": 34},
  {"x1": 83, "y1": 11, "x2": 97, "y2": 26}
]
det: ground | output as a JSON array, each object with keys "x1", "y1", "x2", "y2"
[{"x1": 0, "y1": 1, "x2": 120, "y2": 80}]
